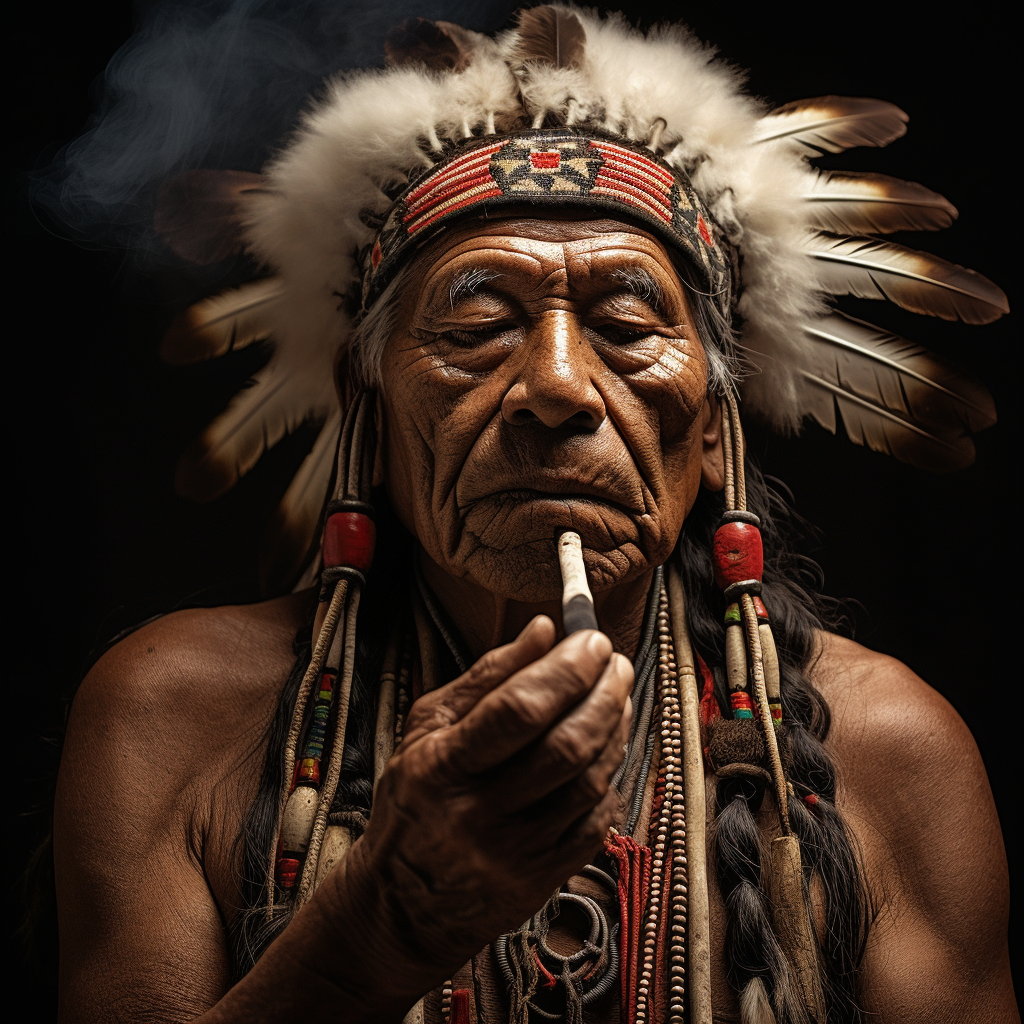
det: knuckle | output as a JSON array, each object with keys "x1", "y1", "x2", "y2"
[
  {"x1": 546, "y1": 728, "x2": 594, "y2": 771},
  {"x1": 550, "y1": 648, "x2": 599, "y2": 694},
  {"x1": 499, "y1": 686, "x2": 551, "y2": 732}
]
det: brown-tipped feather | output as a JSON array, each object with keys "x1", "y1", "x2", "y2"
[
  {"x1": 806, "y1": 233, "x2": 1009, "y2": 324},
  {"x1": 512, "y1": 5, "x2": 586, "y2": 69},
  {"x1": 260, "y1": 409, "x2": 342, "y2": 595},
  {"x1": 796, "y1": 311, "x2": 996, "y2": 472},
  {"x1": 175, "y1": 361, "x2": 307, "y2": 502},
  {"x1": 384, "y1": 18, "x2": 478, "y2": 72},
  {"x1": 160, "y1": 279, "x2": 282, "y2": 365},
  {"x1": 803, "y1": 170, "x2": 957, "y2": 234},
  {"x1": 154, "y1": 169, "x2": 265, "y2": 265},
  {"x1": 754, "y1": 96, "x2": 907, "y2": 154}
]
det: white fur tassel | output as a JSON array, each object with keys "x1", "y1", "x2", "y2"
[{"x1": 740, "y1": 978, "x2": 778, "y2": 1024}]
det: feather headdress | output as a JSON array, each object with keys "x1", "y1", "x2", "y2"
[{"x1": 156, "y1": 5, "x2": 1007, "y2": 590}]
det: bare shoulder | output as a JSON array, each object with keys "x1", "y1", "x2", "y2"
[
  {"x1": 808, "y1": 632, "x2": 978, "y2": 778},
  {"x1": 808, "y1": 632, "x2": 1016, "y2": 1022},
  {"x1": 68, "y1": 591, "x2": 311, "y2": 761},
  {"x1": 807, "y1": 631, "x2": 998, "y2": 865},
  {"x1": 55, "y1": 592, "x2": 313, "y2": 1020}
]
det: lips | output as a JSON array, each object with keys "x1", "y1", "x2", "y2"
[{"x1": 457, "y1": 459, "x2": 648, "y2": 517}]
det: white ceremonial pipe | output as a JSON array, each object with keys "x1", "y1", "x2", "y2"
[{"x1": 556, "y1": 529, "x2": 599, "y2": 634}]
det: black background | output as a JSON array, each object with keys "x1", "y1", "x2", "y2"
[{"x1": 10, "y1": 2, "x2": 1018, "y2": 1015}]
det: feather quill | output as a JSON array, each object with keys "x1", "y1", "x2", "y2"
[
  {"x1": 154, "y1": 169, "x2": 266, "y2": 265},
  {"x1": 754, "y1": 96, "x2": 907, "y2": 154},
  {"x1": 796, "y1": 312, "x2": 996, "y2": 471},
  {"x1": 161, "y1": 278, "x2": 283, "y2": 364},
  {"x1": 260, "y1": 408, "x2": 342, "y2": 594},
  {"x1": 803, "y1": 170, "x2": 957, "y2": 234},
  {"x1": 175, "y1": 359, "x2": 311, "y2": 501},
  {"x1": 512, "y1": 5, "x2": 586, "y2": 68},
  {"x1": 806, "y1": 233, "x2": 1009, "y2": 324}
]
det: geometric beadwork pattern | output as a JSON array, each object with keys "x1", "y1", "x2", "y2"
[{"x1": 361, "y1": 128, "x2": 731, "y2": 314}]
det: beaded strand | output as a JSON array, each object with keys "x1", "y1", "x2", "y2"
[
  {"x1": 659, "y1": 587, "x2": 689, "y2": 1024},
  {"x1": 635, "y1": 582, "x2": 688, "y2": 1024}
]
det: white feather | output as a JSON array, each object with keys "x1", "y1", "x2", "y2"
[
  {"x1": 806, "y1": 233, "x2": 1009, "y2": 324},
  {"x1": 175, "y1": 358, "x2": 332, "y2": 502},
  {"x1": 160, "y1": 278, "x2": 283, "y2": 364},
  {"x1": 754, "y1": 96, "x2": 908, "y2": 153},
  {"x1": 803, "y1": 170, "x2": 957, "y2": 234},
  {"x1": 795, "y1": 312, "x2": 995, "y2": 471}
]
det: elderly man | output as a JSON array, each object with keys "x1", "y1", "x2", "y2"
[{"x1": 51, "y1": 8, "x2": 1014, "y2": 1024}]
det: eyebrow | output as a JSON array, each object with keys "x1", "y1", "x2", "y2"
[
  {"x1": 449, "y1": 267, "x2": 503, "y2": 308},
  {"x1": 610, "y1": 266, "x2": 665, "y2": 314}
]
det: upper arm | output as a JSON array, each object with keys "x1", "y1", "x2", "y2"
[
  {"x1": 55, "y1": 632, "x2": 234, "y2": 1022},
  {"x1": 822, "y1": 641, "x2": 1017, "y2": 1022}
]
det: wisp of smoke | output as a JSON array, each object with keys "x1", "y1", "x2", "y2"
[{"x1": 32, "y1": 0, "x2": 516, "y2": 260}]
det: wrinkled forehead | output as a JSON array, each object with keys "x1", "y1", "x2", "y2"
[{"x1": 404, "y1": 214, "x2": 692, "y2": 303}]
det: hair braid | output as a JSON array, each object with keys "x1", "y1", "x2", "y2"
[{"x1": 678, "y1": 464, "x2": 869, "y2": 1023}]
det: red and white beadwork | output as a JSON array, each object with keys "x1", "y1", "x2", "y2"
[{"x1": 362, "y1": 128, "x2": 729, "y2": 312}]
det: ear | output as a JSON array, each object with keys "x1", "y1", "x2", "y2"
[
  {"x1": 372, "y1": 391, "x2": 386, "y2": 487},
  {"x1": 700, "y1": 393, "x2": 725, "y2": 492}
]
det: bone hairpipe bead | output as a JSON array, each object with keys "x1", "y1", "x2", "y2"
[{"x1": 556, "y1": 529, "x2": 599, "y2": 634}]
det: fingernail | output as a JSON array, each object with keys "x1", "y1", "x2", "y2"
[{"x1": 586, "y1": 631, "x2": 612, "y2": 659}]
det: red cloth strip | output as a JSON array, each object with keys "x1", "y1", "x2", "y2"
[
  {"x1": 405, "y1": 161, "x2": 500, "y2": 221},
  {"x1": 450, "y1": 988, "x2": 471, "y2": 1024},
  {"x1": 593, "y1": 168, "x2": 672, "y2": 216}
]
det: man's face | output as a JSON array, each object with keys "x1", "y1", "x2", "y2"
[{"x1": 376, "y1": 216, "x2": 718, "y2": 602}]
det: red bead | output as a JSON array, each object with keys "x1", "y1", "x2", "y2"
[
  {"x1": 451, "y1": 989, "x2": 471, "y2": 1024},
  {"x1": 712, "y1": 521, "x2": 763, "y2": 588},
  {"x1": 275, "y1": 857, "x2": 300, "y2": 889},
  {"x1": 323, "y1": 512, "x2": 375, "y2": 572},
  {"x1": 753, "y1": 595, "x2": 769, "y2": 621}
]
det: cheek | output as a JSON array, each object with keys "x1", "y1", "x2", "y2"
[
  {"x1": 604, "y1": 337, "x2": 708, "y2": 480},
  {"x1": 379, "y1": 338, "x2": 505, "y2": 549}
]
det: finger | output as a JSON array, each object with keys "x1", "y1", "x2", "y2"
[
  {"x1": 493, "y1": 653, "x2": 633, "y2": 808},
  {"x1": 511, "y1": 697, "x2": 631, "y2": 827},
  {"x1": 403, "y1": 616, "x2": 556, "y2": 741},
  {"x1": 444, "y1": 630, "x2": 615, "y2": 775}
]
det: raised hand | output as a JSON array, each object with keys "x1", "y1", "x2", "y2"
[{"x1": 338, "y1": 615, "x2": 633, "y2": 985}]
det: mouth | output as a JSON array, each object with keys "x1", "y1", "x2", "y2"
[{"x1": 475, "y1": 488, "x2": 644, "y2": 519}]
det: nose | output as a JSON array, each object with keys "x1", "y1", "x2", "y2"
[{"x1": 501, "y1": 310, "x2": 606, "y2": 430}]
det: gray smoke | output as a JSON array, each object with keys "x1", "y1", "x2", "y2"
[{"x1": 34, "y1": 0, "x2": 516, "y2": 256}]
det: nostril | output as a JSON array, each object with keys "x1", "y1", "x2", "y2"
[
  {"x1": 567, "y1": 410, "x2": 601, "y2": 431},
  {"x1": 507, "y1": 408, "x2": 540, "y2": 426}
]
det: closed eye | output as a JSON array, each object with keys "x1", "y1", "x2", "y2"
[
  {"x1": 589, "y1": 321, "x2": 659, "y2": 345},
  {"x1": 441, "y1": 323, "x2": 517, "y2": 348}
]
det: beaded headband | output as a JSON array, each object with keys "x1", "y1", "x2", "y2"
[{"x1": 360, "y1": 128, "x2": 732, "y2": 314}]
